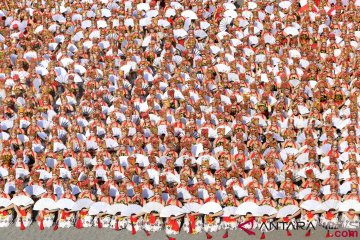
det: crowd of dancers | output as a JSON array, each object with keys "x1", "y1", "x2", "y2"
[{"x1": 1, "y1": 0, "x2": 360, "y2": 239}]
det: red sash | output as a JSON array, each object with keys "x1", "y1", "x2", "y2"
[
  {"x1": 189, "y1": 215, "x2": 196, "y2": 233},
  {"x1": 223, "y1": 217, "x2": 235, "y2": 223},
  {"x1": 205, "y1": 216, "x2": 214, "y2": 225},
  {"x1": 79, "y1": 210, "x2": 88, "y2": 217},
  {"x1": 168, "y1": 219, "x2": 179, "y2": 231},
  {"x1": 149, "y1": 214, "x2": 156, "y2": 224},
  {"x1": 19, "y1": 209, "x2": 27, "y2": 217},
  {"x1": 0, "y1": 210, "x2": 7, "y2": 216},
  {"x1": 130, "y1": 216, "x2": 138, "y2": 223},
  {"x1": 325, "y1": 212, "x2": 335, "y2": 220},
  {"x1": 61, "y1": 212, "x2": 71, "y2": 220}
]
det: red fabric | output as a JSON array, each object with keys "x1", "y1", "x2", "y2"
[
  {"x1": 149, "y1": 214, "x2": 156, "y2": 224},
  {"x1": 19, "y1": 209, "x2": 27, "y2": 217},
  {"x1": 283, "y1": 217, "x2": 290, "y2": 223},
  {"x1": 0, "y1": 210, "x2": 7, "y2": 216},
  {"x1": 61, "y1": 212, "x2": 71, "y2": 220},
  {"x1": 298, "y1": 5, "x2": 308, "y2": 13},
  {"x1": 79, "y1": 210, "x2": 88, "y2": 216},
  {"x1": 326, "y1": 230, "x2": 332, "y2": 238},
  {"x1": 223, "y1": 217, "x2": 234, "y2": 222},
  {"x1": 115, "y1": 219, "x2": 119, "y2": 231},
  {"x1": 214, "y1": 7, "x2": 224, "y2": 21},
  {"x1": 131, "y1": 224, "x2": 136, "y2": 235},
  {"x1": 130, "y1": 216, "x2": 138, "y2": 223},
  {"x1": 177, "y1": 39, "x2": 185, "y2": 46},
  {"x1": 39, "y1": 220, "x2": 44, "y2": 230},
  {"x1": 130, "y1": 216, "x2": 137, "y2": 234},
  {"x1": 20, "y1": 219, "x2": 25, "y2": 230},
  {"x1": 325, "y1": 212, "x2": 335, "y2": 220},
  {"x1": 76, "y1": 218, "x2": 83, "y2": 229},
  {"x1": 97, "y1": 218, "x2": 103, "y2": 228},
  {"x1": 306, "y1": 212, "x2": 314, "y2": 219},
  {"x1": 168, "y1": 219, "x2": 179, "y2": 231},
  {"x1": 189, "y1": 215, "x2": 196, "y2": 233},
  {"x1": 167, "y1": 18, "x2": 174, "y2": 25}
]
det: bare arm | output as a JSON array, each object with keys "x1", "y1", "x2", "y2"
[
  {"x1": 0, "y1": 203, "x2": 14, "y2": 212},
  {"x1": 209, "y1": 210, "x2": 224, "y2": 218},
  {"x1": 46, "y1": 209, "x2": 59, "y2": 214},
  {"x1": 263, "y1": 213, "x2": 277, "y2": 220},
  {"x1": 171, "y1": 214, "x2": 185, "y2": 220},
  {"x1": 3, "y1": 0, "x2": 9, "y2": 10}
]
